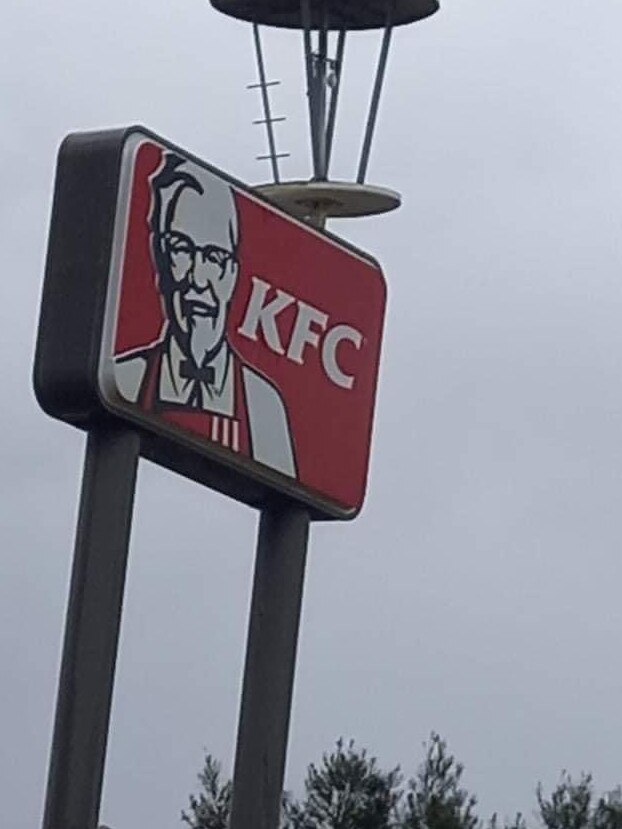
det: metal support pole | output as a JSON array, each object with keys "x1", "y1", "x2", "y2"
[
  {"x1": 42, "y1": 427, "x2": 140, "y2": 829},
  {"x1": 252, "y1": 23, "x2": 281, "y2": 184},
  {"x1": 324, "y1": 29, "x2": 346, "y2": 178},
  {"x1": 229, "y1": 505, "x2": 311, "y2": 829},
  {"x1": 301, "y1": 0, "x2": 321, "y2": 178},
  {"x1": 316, "y1": 0, "x2": 329, "y2": 178},
  {"x1": 307, "y1": 210, "x2": 327, "y2": 231},
  {"x1": 357, "y1": 2, "x2": 395, "y2": 183}
]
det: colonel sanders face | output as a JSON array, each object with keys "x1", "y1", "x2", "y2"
[{"x1": 151, "y1": 155, "x2": 239, "y2": 369}]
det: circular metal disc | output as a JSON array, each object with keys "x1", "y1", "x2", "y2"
[
  {"x1": 209, "y1": 0, "x2": 439, "y2": 30},
  {"x1": 255, "y1": 180, "x2": 401, "y2": 219}
]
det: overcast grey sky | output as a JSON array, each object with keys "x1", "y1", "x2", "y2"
[{"x1": 2, "y1": 0, "x2": 622, "y2": 827}]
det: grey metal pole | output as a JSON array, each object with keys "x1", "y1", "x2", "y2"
[
  {"x1": 356, "y1": 2, "x2": 395, "y2": 183},
  {"x1": 229, "y1": 505, "x2": 311, "y2": 829},
  {"x1": 316, "y1": 0, "x2": 329, "y2": 179},
  {"x1": 301, "y1": 0, "x2": 321, "y2": 178},
  {"x1": 324, "y1": 29, "x2": 346, "y2": 178},
  {"x1": 42, "y1": 426, "x2": 140, "y2": 829}
]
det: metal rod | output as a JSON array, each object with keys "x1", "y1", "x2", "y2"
[
  {"x1": 316, "y1": 0, "x2": 329, "y2": 178},
  {"x1": 357, "y1": 2, "x2": 395, "y2": 183},
  {"x1": 252, "y1": 23, "x2": 281, "y2": 184},
  {"x1": 247, "y1": 81, "x2": 281, "y2": 90},
  {"x1": 229, "y1": 505, "x2": 311, "y2": 829},
  {"x1": 42, "y1": 427, "x2": 140, "y2": 829},
  {"x1": 301, "y1": 0, "x2": 321, "y2": 178},
  {"x1": 253, "y1": 117, "x2": 286, "y2": 125},
  {"x1": 324, "y1": 29, "x2": 346, "y2": 178},
  {"x1": 257, "y1": 153, "x2": 290, "y2": 161}
]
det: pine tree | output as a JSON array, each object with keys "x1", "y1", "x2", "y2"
[
  {"x1": 592, "y1": 789, "x2": 622, "y2": 829},
  {"x1": 181, "y1": 755, "x2": 232, "y2": 829},
  {"x1": 400, "y1": 733, "x2": 479, "y2": 829},
  {"x1": 537, "y1": 775, "x2": 622, "y2": 829},
  {"x1": 537, "y1": 772, "x2": 593, "y2": 829},
  {"x1": 282, "y1": 739, "x2": 402, "y2": 829}
]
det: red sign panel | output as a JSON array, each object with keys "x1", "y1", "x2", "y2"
[{"x1": 99, "y1": 134, "x2": 386, "y2": 515}]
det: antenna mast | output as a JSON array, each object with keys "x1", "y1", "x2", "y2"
[{"x1": 248, "y1": 22, "x2": 289, "y2": 183}]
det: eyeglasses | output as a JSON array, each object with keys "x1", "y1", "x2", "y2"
[{"x1": 160, "y1": 231, "x2": 232, "y2": 281}]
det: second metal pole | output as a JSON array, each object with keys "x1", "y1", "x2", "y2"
[{"x1": 229, "y1": 505, "x2": 311, "y2": 829}]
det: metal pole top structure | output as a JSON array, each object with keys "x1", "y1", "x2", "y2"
[
  {"x1": 210, "y1": 0, "x2": 438, "y2": 29},
  {"x1": 211, "y1": 0, "x2": 440, "y2": 223}
]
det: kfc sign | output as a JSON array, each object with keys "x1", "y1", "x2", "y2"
[{"x1": 34, "y1": 128, "x2": 386, "y2": 519}]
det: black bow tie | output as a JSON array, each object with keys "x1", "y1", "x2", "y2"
[{"x1": 179, "y1": 359, "x2": 215, "y2": 386}]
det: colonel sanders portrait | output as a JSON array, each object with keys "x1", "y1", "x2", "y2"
[{"x1": 114, "y1": 152, "x2": 297, "y2": 478}]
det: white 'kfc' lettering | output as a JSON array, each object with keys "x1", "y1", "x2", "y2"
[{"x1": 237, "y1": 276, "x2": 363, "y2": 391}]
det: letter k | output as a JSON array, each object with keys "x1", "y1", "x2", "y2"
[{"x1": 237, "y1": 276, "x2": 296, "y2": 355}]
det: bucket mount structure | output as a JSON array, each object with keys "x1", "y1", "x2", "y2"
[{"x1": 213, "y1": 0, "x2": 439, "y2": 223}]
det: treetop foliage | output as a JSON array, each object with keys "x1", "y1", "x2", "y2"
[
  {"x1": 537, "y1": 772, "x2": 593, "y2": 829},
  {"x1": 183, "y1": 734, "x2": 622, "y2": 829},
  {"x1": 182, "y1": 754, "x2": 232, "y2": 829},
  {"x1": 283, "y1": 738, "x2": 402, "y2": 829},
  {"x1": 400, "y1": 733, "x2": 478, "y2": 829}
]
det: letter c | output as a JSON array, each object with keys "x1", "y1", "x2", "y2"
[{"x1": 321, "y1": 324, "x2": 363, "y2": 390}]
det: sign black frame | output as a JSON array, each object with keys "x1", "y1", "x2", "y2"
[{"x1": 34, "y1": 126, "x2": 384, "y2": 521}]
